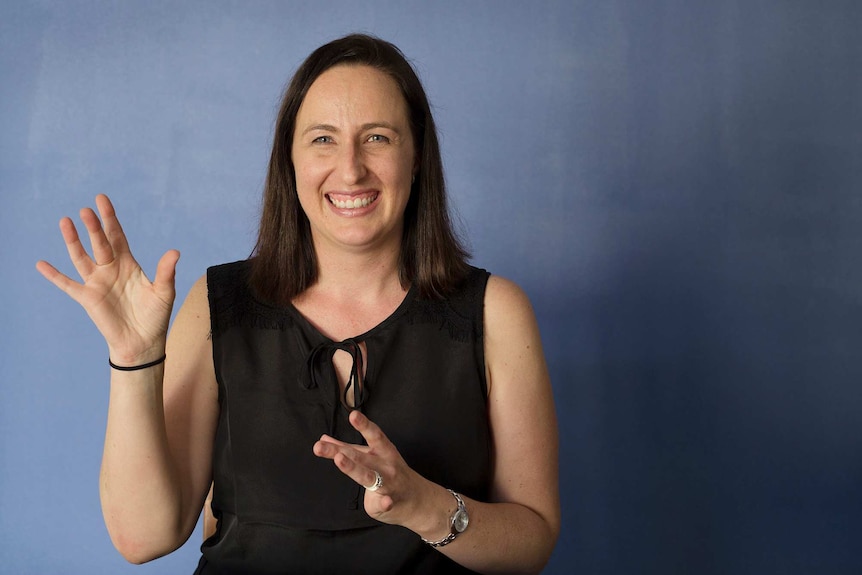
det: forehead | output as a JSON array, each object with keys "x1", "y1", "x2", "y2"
[{"x1": 296, "y1": 64, "x2": 409, "y2": 126}]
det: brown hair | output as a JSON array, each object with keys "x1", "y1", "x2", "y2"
[{"x1": 250, "y1": 34, "x2": 470, "y2": 303}]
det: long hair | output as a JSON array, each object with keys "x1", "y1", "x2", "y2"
[{"x1": 250, "y1": 34, "x2": 470, "y2": 304}]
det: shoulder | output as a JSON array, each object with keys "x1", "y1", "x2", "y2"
[
  {"x1": 484, "y1": 275, "x2": 537, "y2": 330},
  {"x1": 206, "y1": 260, "x2": 253, "y2": 322},
  {"x1": 482, "y1": 275, "x2": 545, "y2": 395},
  {"x1": 172, "y1": 273, "x2": 211, "y2": 335},
  {"x1": 164, "y1": 273, "x2": 216, "y2": 399},
  {"x1": 207, "y1": 259, "x2": 251, "y2": 289}
]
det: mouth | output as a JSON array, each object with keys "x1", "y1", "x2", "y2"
[{"x1": 326, "y1": 192, "x2": 379, "y2": 210}]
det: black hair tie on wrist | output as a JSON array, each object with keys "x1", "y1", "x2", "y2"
[{"x1": 109, "y1": 354, "x2": 167, "y2": 371}]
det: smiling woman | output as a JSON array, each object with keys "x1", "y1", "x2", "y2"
[
  {"x1": 36, "y1": 34, "x2": 559, "y2": 575},
  {"x1": 291, "y1": 65, "x2": 416, "y2": 257}
]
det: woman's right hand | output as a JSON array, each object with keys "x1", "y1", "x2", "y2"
[{"x1": 36, "y1": 194, "x2": 180, "y2": 365}]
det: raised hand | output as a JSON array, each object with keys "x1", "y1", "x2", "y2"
[{"x1": 36, "y1": 194, "x2": 180, "y2": 365}]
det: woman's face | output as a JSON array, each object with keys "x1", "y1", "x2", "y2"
[{"x1": 292, "y1": 64, "x2": 416, "y2": 257}]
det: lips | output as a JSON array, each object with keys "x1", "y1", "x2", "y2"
[{"x1": 326, "y1": 192, "x2": 379, "y2": 210}]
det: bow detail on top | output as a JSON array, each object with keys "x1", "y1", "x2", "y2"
[{"x1": 303, "y1": 338, "x2": 368, "y2": 436}]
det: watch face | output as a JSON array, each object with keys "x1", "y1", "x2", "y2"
[{"x1": 453, "y1": 509, "x2": 469, "y2": 533}]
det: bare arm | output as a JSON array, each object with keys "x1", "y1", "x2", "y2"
[
  {"x1": 37, "y1": 196, "x2": 218, "y2": 563},
  {"x1": 314, "y1": 275, "x2": 560, "y2": 574},
  {"x1": 100, "y1": 275, "x2": 218, "y2": 562},
  {"x1": 446, "y1": 274, "x2": 561, "y2": 572}
]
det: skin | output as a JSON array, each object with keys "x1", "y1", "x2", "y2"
[
  {"x1": 36, "y1": 196, "x2": 216, "y2": 562},
  {"x1": 37, "y1": 64, "x2": 560, "y2": 573},
  {"x1": 292, "y1": 64, "x2": 416, "y2": 258}
]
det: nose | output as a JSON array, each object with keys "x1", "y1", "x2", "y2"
[{"x1": 338, "y1": 140, "x2": 367, "y2": 184}]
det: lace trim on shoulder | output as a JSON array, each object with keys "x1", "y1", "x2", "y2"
[
  {"x1": 209, "y1": 261, "x2": 295, "y2": 338},
  {"x1": 405, "y1": 267, "x2": 489, "y2": 343}
]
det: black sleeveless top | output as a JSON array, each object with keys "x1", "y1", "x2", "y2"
[{"x1": 196, "y1": 260, "x2": 492, "y2": 574}]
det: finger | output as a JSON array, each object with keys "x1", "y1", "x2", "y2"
[
  {"x1": 59, "y1": 217, "x2": 95, "y2": 279},
  {"x1": 153, "y1": 249, "x2": 180, "y2": 303},
  {"x1": 312, "y1": 439, "x2": 376, "y2": 475},
  {"x1": 313, "y1": 436, "x2": 358, "y2": 459},
  {"x1": 95, "y1": 194, "x2": 132, "y2": 257},
  {"x1": 329, "y1": 449, "x2": 383, "y2": 495},
  {"x1": 314, "y1": 437, "x2": 379, "y2": 481},
  {"x1": 35, "y1": 260, "x2": 84, "y2": 299},
  {"x1": 349, "y1": 410, "x2": 390, "y2": 448},
  {"x1": 316, "y1": 434, "x2": 358, "y2": 450},
  {"x1": 80, "y1": 206, "x2": 115, "y2": 266},
  {"x1": 312, "y1": 438, "x2": 393, "y2": 508}
]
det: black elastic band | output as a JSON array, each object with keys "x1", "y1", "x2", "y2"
[{"x1": 109, "y1": 354, "x2": 167, "y2": 371}]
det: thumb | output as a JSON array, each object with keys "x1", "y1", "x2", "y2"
[{"x1": 153, "y1": 249, "x2": 180, "y2": 301}]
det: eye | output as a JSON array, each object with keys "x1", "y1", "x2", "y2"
[
  {"x1": 312, "y1": 135, "x2": 333, "y2": 144},
  {"x1": 366, "y1": 134, "x2": 390, "y2": 143}
]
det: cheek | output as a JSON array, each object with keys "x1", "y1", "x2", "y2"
[
  {"x1": 293, "y1": 170, "x2": 322, "y2": 214},
  {"x1": 379, "y1": 153, "x2": 415, "y2": 184},
  {"x1": 294, "y1": 159, "x2": 329, "y2": 191}
]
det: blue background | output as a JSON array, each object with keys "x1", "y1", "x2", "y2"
[{"x1": 2, "y1": 1, "x2": 861, "y2": 573}]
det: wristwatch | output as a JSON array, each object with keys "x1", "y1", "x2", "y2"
[{"x1": 422, "y1": 489, "x2": 469, "y2": 547}]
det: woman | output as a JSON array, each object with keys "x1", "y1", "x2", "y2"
[{"x1": 37, "y1": 34, "x2": 559, "y2": 574}]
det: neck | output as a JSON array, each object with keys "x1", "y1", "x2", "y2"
[{"x1": 308, "y1": 241, "x2": 405, "y2": 302}]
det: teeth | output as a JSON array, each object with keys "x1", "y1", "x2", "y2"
[{"x1": 330, "y1": 195, "x2": 375, "y2": 209}]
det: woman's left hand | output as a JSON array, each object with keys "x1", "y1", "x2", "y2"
[{"x1": 312, "y1": 410, "x2": 431, "y2": 528}]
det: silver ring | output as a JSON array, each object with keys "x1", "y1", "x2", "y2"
[{"x1": 365, "y1": 470, "x2": 383, "y2": 492}]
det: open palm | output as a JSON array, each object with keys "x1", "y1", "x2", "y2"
[{"x1": 36, "y1": 195, "x2": 180, "y2": 364}]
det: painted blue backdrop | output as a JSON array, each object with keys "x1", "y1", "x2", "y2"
[{"x1": 2, "y1": 1, "x2": 861, "y2": 573}]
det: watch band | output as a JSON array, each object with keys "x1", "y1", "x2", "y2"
[
  {"x1": 422, "y1": 490, "x2": 468, "y2": 548},
  {"x1": 425, "y1": 531, "x2": 458, "y2": 548}
]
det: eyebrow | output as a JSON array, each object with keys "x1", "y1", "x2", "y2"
[{"x1": 300, "y1": 122, "x2": 402, "y2": 136}]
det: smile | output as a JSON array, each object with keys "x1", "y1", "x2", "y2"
[{"x1": 326, "y1": 192, "x2": 379, "y2": 210}]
